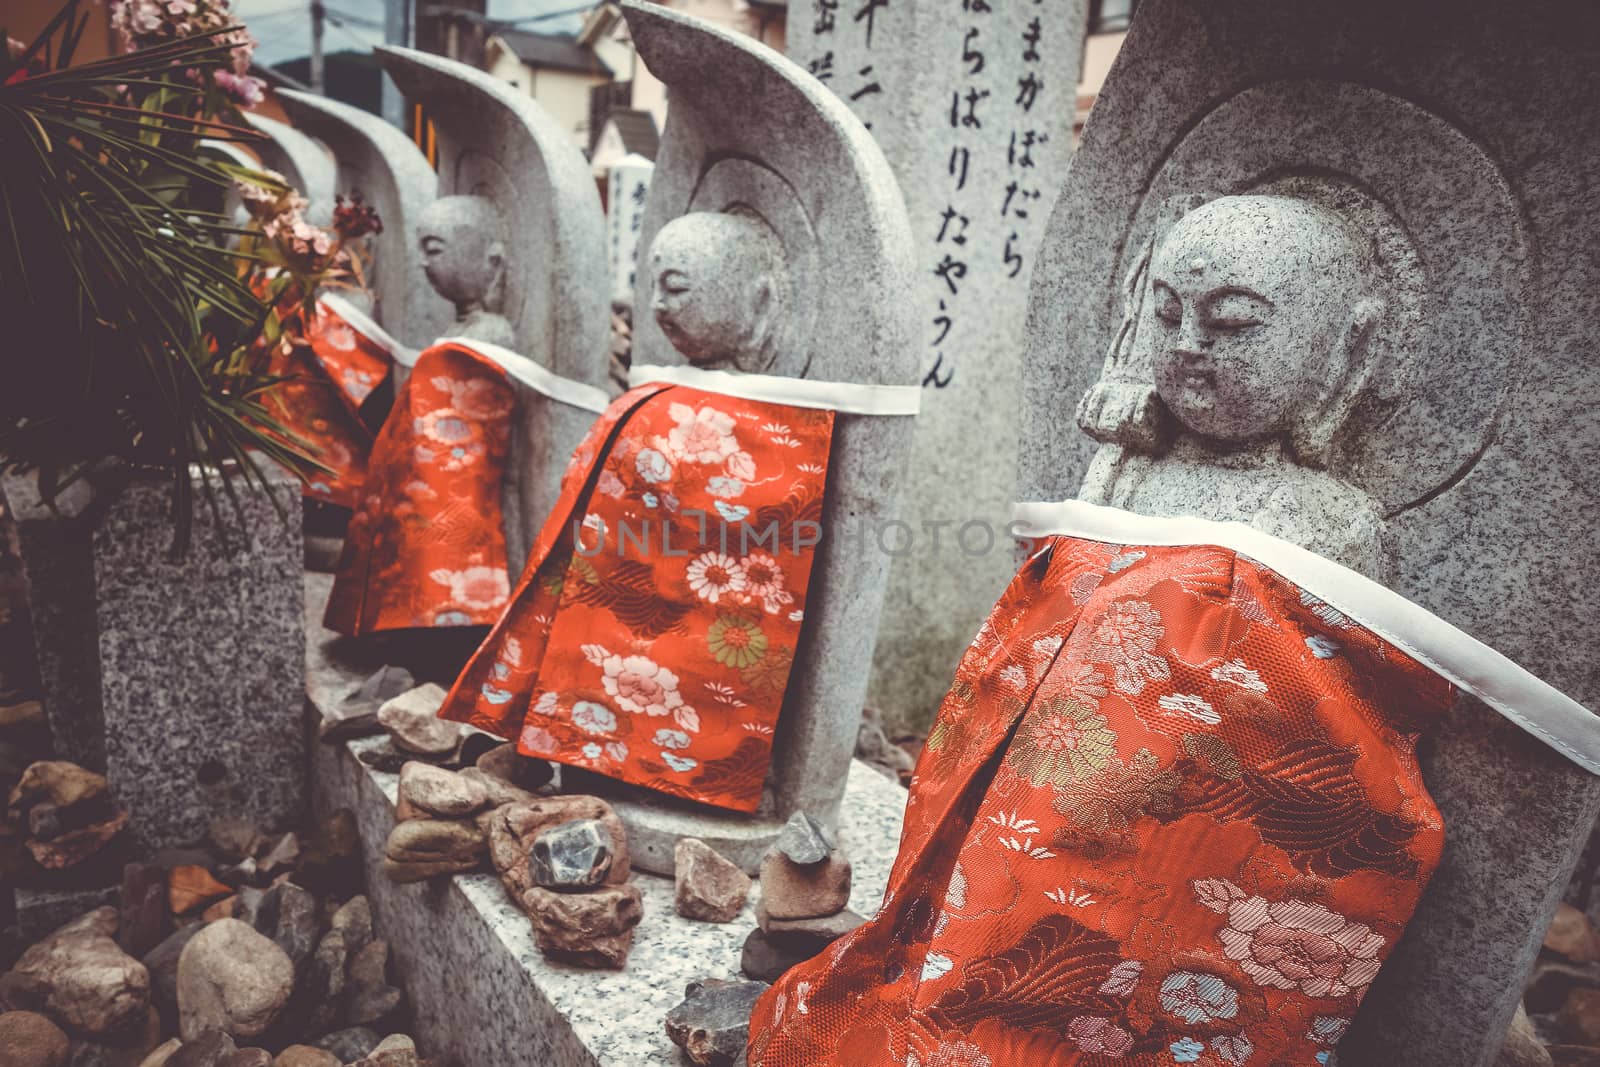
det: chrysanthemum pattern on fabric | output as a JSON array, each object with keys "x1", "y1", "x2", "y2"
[
  {"x1": 437, "y1": 384, "x2": 833, "y2": 813},
  {"x1": 749, "y1": 536, "x2": 1455, "y2": 1066},
  {"x1": 323, "y1": 342, "x2": 513, "y2": 634}
]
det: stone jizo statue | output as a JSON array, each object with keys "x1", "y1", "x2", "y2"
[
  {"x1": 417, "y1": 195, "x2": 516, "y2": 349},
  {"x1": 1079, "y1": 194, "x2": 1390, "y2": 578},
  {"x1": 647, "y1": 210, "x2": 792, "y2": 374}
]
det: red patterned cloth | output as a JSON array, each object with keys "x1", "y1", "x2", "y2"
[
  {"x1": 260, "y1": 299, "x2": 393, "y2": 508},
  {"x1": 323, "y1": 341, "x2": 516, "y2": 635},
  {"x1": 438, "y1": 383, "x2": 834, "y2": 813},
  {"x1": 749, "y1": 533, "x2": 1459, "y2": 1067}
]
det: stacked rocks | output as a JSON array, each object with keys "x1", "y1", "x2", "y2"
[
  {"x1": 485, "y1": 796, "x2": 642, "y2": 968},
  {"x1": 742, "y1": 812, "x2": 863, "y2": 982},
  {"x1": 7, "y1": 760, "x2": 130, "y2": 870}
]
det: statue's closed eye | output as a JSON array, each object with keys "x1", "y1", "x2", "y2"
[
  {"x1": 1153, "y1": 282, "x2": 1181, "y2": 326},
  {"x1": 1204, "y1": 290, "x2": 1272, "y2": 329}
]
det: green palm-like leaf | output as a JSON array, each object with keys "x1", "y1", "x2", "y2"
[{"x1": 0, "y1": 1, "x2": 319, "y2": 550}]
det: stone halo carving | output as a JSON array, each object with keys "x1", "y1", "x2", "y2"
[
  {"x1": 686, "y1": 156, "x2": 820, "y2": 378},
  {"x1": 1119, "y1": 79, "x2": 1527, "y2": 514}
]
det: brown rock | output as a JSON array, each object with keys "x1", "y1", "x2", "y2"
[
  {"x1": 255, "y1": 834, "x2": 299, "y2": 879},
  {"x1": 118, "y1": 863, "x2": 171, "y2": 959},
  {"x1": 757, "y1": 907, "x2": 866, "y2": 955},
  {"x1": 1496, "y1": 1003, "x2": 1554, "y2": 1067},
  {"x1": 6, "y1": 908, "x2": 149, "y2": 1037},
  {"x1": 271, "y1": 1048, "x2": 340, "y2": 1067},
  {"x1": 522, "y1": 884, "x2": 642, "y2": 969},
  {"x1": 166, "y1": 1030, "x2": 235, "y2": 1067},
  {"x1": 456, "y1": 767, "x2": 534, "y2": 809},
  {"x1": 1549, "y1": 1048, "x2": 1600, "y2": 1067},
  {"x1": 1527, "y1": 960, "x2": 1600, "y2": 1014},
  {"x1": 487, "y1": 798, "x2": 629, "y2": 906},
  {"x1": 475, "y1": 744, "x2": 554, "y2": 793},
  {"x1": 217, "y1": 1051, "x2": 272, "y2": 1067},
  {"x1": 756, "y1": 849, "x2": 851, "y2": 920},
  {"x1": 0, "y1": 1010, "x2": 69, "y2": 1067},
  {"x1": 200, "y1": 897, "x2": 237, "y2": 923},
  {"x1": 168, "y1": 867, "x2": 232, "y2": 916},
  {"x1": 674, "y1": 839, "x2": 751, "y2": 923},
  {"x1": 380, "y1": 858, "x2": 478, "y2": 884},
  {"x1": 1550, "y1": 904, "x2": 1600, "y2": 964},
  {"x1": 206, "y1": 820, "x2": 263, "y2": 864},
  {"x1": 26, "y1": 810, "x2": 129, "y2": 869},
  {"x1": 1561, "y1": 987, "x2": 1600, "y2": 1047},
  {"x1": 397, "y1": 763, "x2": 487, "y2": 818},
  {"x1": 665, "y1": 978, "x2": 769, "y2": 1067},
  {"x1": 739, "y1": 928, "x2": 811, "y2": 983},
  {"x1": 381, "y1": 818, "x2": 484, "y2": 884},
  {"x1": 8, "y1": 761, "x2": 107, "y2": 818}
]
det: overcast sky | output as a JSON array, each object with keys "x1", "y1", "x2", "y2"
[{"x1": 238, "y1": 0, "x2": 585, "y2": 67}]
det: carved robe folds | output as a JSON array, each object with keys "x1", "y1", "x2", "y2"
[
  {"x1": 438, "y1": 371, "x2": 838, "y2": 813},
  {"x1": 749, "y1": 502, "x2": 1599, "y2": 1067}
]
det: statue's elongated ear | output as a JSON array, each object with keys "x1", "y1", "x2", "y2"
[{"x1": 1291, "y1": 295, "x2": 1385, "y2": 468}]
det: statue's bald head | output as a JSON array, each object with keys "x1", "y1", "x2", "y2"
[
  {"x1": 418, "y1": 194, "x2": 506, "y2": 310},
  {"x1": 648, "y1": 210, "x2": 790, "y2": 371}
]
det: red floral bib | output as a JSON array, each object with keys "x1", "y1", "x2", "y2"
[
  {"x1": 263, "y1": 299, "x2": 394, "y2": 509},
  {"x1": 323, "y1": 341, "x2": 516, "y2": 634},
  {"x1": 438, "y1": 382, "x2": 835, "y2": 813},
  {"x1": 749, "y1": 504, "x2": 1597, "y2": 1067}
]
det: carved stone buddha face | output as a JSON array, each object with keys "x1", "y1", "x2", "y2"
[
  {"x1": 418, "y1": 195, "x2": 514, "y2": 347},
  {"x1": 648, "y1": 212, "x2": 790, "y2": 373},
  {"x1": 1148, "y1": 195, "x2": 1383, "y2": 465}
]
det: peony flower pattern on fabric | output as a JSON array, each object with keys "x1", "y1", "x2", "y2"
[
  {"x1": 748, "y1": 536, "x2": 1456, "y2": 1066},
  {"x1": 437, "y1": 383, "x2": 833, "y2": 812},
  {"x1": 322, "y1": 342, "x2": 514, "y2": 635}
]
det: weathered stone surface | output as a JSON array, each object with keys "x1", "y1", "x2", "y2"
[
  {"x1": 344, "y1": 940, "x2": 401, "y2": 1026},
  {"x1": 774, "y1": 812, "x2": 832, "y2": 867},
  {"x1": 757, "y1": 850, "x2": 851, "y2": 921},
  {"x1": 175, "y1": 919, "x2": 293, "y2": 1042},
  {"x1": 673, "y1": 839, "x2": 751, "y2": 924},
  {"x1": 786, "y1": 0, "x2": 1081, "y2": 742},
  {"x1": 382, "y1": 819, "x2": 484, "y2": 883},
  {"x1": 664, "y1": 978, "x2": 768, "y2": 1067},
  {"x1": 308, "y1": 1027, "x2": 378, "y2": 1063},
  {"x1": 453, "y1": 768, "x2": 532, "y2": 811},
  {"x1": 66, "y1": 1003, "x2": 162, "y2": 1067},
  {"x1": 299, "y1": 929, "x2": 347, "y2": 1037},
  {"x1": 376, "y1": 687, "x2": 458, "y2": 757},
  {"x1": 270, "y1": 1047, "x2": 339, "y2": 1067},
  {"x1": 474, "y1": 744, "x2": 553, "y2": 793},
  {"x1": 1015, "y1": 4, "x2": 1600, "y2": 1065},
  {"x1": 530, "y1": 820, "x2": 613, "y2": 892},
  {"x1": 6, "y1": 908, "x2": 149, "y2": 1037},
  {"x1": 140, "y1": 925, "x2": 201, "y2": 1019},
  {"x1": 396, "y1": 763, "x2": 486, "y2": 819},
  {"x1": 738, "y1": 928, "x2": 809, "y2": 984},
  {"x1": 0, "y1": 1010, "x2": 70, "y2": 1067},
  {"x1": 205, "y1": 820, "x2": 262, "y2": 865},
  {"x1": 251, "y1": 883, "x2": 319, "y2": 977},
  {"x1": 118, "y1": 864, "x2": 170, "y2": 959},
  {"x1": 522, "y1": 884, "x2": 642, "y2": 969},
  {"x1": 1496, "y1": 1004, "x2": 1554, "y2": 1067},
  {"x1": 487, "y1": 797, "x2": 630, "y2": 904},
  {"x1": 757, "y1": 907, "x2": 865, "y2": 956},
  {"x1": 330, "y1": 897, "x2": 373, "y2": 958},
  {"x1": 214, "y1": 1051, "x2": 271, "y2": 1067},
  {"x1": 8, "y1": 761, "x2": 108, "y2": 818},
  {"x1": 165, "y1": 1031, "x2": 235, "y2": 1067},
  {"x1": 13, "y1": 887, "x2": 121, "y2": 948}
]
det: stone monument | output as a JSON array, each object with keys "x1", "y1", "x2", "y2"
[
  {"x1": 244, "y1": 112, "x2": 336, "y2": 227},
  {"x1": 786, "y1": 0, "x2": 1083, "y2": 736},
  {"x1": 372, "y1": 46, "x2": 611, "y2": 576},
  {"x1": 1015, "y1": 2, "x2": 1600, "y2": 1063},
  {"x1": 607, "y1": 153, "x2": 653, "y2": 308},
  {"x1": 274, "y1": 88, "x2": 454, "y2": 349},
  {"x1": 562, "y1": 0, "x2": 917, "y2": 874}
]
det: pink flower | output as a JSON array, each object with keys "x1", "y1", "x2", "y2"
[
  {"x1": 725, "y1": 450, "x2": 756, "y2": 481},
  {"x1": 428, "y1": 565, "x2": 509, "y2": 611},
  {"x1": 664, "y1": 403, "x2": 739, "y2": 464},
  {"x1": 1197, "y1": 880, "x2": 1386, "y2": 999},
  {"x1": 600, "y1": 654, "x2": 684, "y2": 718},
  {"x1": 1066, "y1": 1015, "x2": 1133, "y2": 1056}
]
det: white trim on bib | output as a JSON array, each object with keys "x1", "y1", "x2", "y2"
[{"x1": 628, "y1": 363, "x2": 921, "y2": 416}]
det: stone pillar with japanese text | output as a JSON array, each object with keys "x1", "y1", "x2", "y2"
[
  {"x1": 787, "y1": 0, "x2": 1085, "y2": 735},
  {"x1": 607, "y1": 154, "x2": 654, "y2": 308}
]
